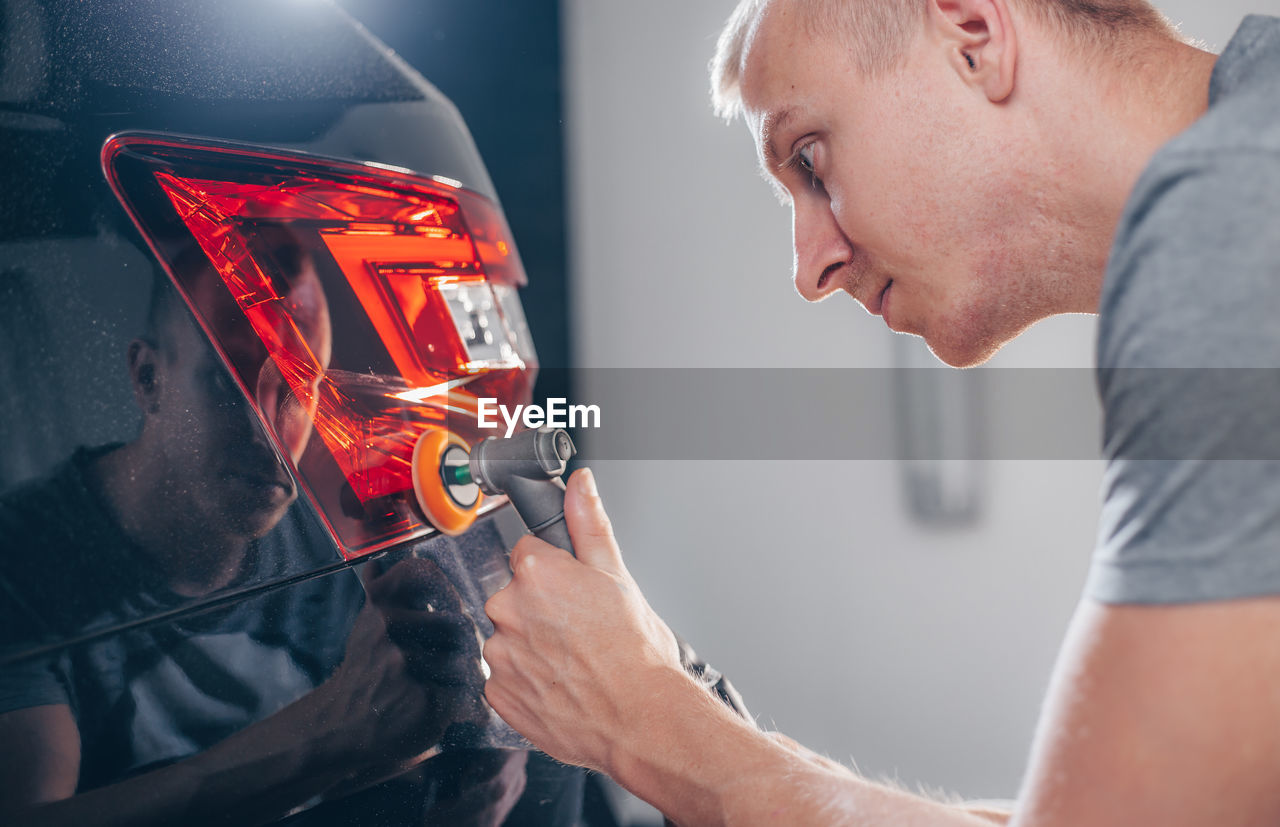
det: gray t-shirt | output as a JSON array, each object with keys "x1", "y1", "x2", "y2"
[{"x1": 1088, "y1": 15, "x2": 1280, "y2": 604}]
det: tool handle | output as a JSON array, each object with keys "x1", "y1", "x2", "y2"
[
  {"x1": 531, "y1": 513, "x2": 574, "y2": 555},
  {"x1": 469, "y1": 429, "x2": 578, "y2": 555},
  {"x1": 504, "y1": 475, "x2": 576, "y2": 556}
]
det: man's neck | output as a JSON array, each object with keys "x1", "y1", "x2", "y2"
[
  {"x1": 93, "y1": 441, "x2": 249, "y2": 597},
  {"x1": 1094, "y1": 36, "x2": 1218, "y2": 187},
  {"x1": 1025, "y1": 33, "x2": 1218, "y2": 313}
]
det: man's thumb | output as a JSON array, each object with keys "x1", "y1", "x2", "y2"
[{"x1": 564, "y1": 468, "x2": 626, "y2": 575}]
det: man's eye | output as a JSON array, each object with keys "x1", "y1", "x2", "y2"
[
  {"x1": 208, "y1": 368, "x2": 240, "y2": 402},
  {"x1": 793, "y1": 143, "x2": 822, "y2": 189},
  {"x1": 798, "y1": 144, "x2": 815, "y2": 174}
]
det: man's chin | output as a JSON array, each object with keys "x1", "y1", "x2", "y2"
[
  {"x1": 230, "y1": 516, "x2": 290, "y2": 542},
  {"x1": 922, "y1": 330, "x2": 1005, "y2": 369},
  {"x1": 224, "y1": 496, "x2": 295, "y2": 539}
]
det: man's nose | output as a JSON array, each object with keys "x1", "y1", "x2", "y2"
[{"x1": 791, "y1": 198, "x2": 853, "y2": 302}]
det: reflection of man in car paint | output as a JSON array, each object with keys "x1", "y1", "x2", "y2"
[
  {"x1": 94, "y1": 245, "x2": 330, "y2": 597},
  {"x1": 0, "y1": 242, "x2": 507, "y2": 824}
]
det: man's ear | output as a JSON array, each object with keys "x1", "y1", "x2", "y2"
[
  {"x1": 128, "y1": 338, "x2": 162, "y2": 415},
  {"x1": 929, "y1": 0, "x2": 1017, "y2": 103}
]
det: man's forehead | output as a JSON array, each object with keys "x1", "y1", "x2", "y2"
[
  {"x1": 182, "y1": 260, "x2": 333, "y2": 372},
  {"x1": 738, "y1": 0, "x2": 800, "y2": 116},
  {"x1": 738, "y1": 0, "x2": 823, "y2": 166}
]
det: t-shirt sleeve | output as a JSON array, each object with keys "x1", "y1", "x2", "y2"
[
  {"x1": 0, "y1": 655, "x2": 71, "y2": 716},
  {"x1": 1088, "y1": 148, "x2": 1280, "y2": 604},
  {"x1": 0, "y1": 570, "x2": 73, "y2": 715}
]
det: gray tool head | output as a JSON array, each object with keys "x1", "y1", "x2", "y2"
[{"x1": 456, "y1": 428, "x2": 578, "y2": 553}]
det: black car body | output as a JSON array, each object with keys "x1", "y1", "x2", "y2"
[{"x1": 0, "y1": 1, "x2": 604, "y2": 823}]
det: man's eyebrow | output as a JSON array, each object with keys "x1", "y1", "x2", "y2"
[{"x1": 758, "y1": 106, "x2": 797, "y2": 171}]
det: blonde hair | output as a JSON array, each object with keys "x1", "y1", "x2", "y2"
[{"x1": 709, "y1": 0, "x2": 1172, "y2": 120}]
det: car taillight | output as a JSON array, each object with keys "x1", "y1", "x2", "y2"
[{"x1": 103, "y1": 133, "x2": 537, "y2": 556}]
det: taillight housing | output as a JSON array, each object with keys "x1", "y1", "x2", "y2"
[{"x1": 104, "y1": 133, "x2": 537, "y2": 556}]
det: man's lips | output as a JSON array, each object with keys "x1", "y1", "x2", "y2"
[
  {"x1": 227, "y1": 469, "x2": 294, "y2": 497},
  {"x1": 817, "y1": 265, "x2": 892, "y2": 318},
  {"x1": 866, "y1": 280, "x2": 892, "y2": 316}
]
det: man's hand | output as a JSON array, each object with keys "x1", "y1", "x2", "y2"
[
  {"x1": 0, "y1": 557, "x2": 495, "y2": 827},
  {"x1": 313, "y1": 558, "x2": 488, "y2": 770},
  {"x1": 482, "y1": 468, "x2": 686, "y2": 773},
  {"x1": 478, "y1": 469, "x2": 1012, "y2": 825}
]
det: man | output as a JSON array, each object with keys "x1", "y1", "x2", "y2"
[
  {"x1": 481, "y1": 0, "x2": 1280, "y2": 824},
  {"x1": 0, "y1": 249, "x2": 498, "y2": 823}
]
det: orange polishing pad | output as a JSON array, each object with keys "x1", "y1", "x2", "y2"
[{"x1": 411, "y1": 429, "x2": 481, "y2": 536}]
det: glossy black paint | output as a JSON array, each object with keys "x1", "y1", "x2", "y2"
[
  {"x1": 0, "y1": 1, "x2": 597, "y2": 823},
  {"x1": 342, "y1": 0, "x2": 574, "y2": 391}
]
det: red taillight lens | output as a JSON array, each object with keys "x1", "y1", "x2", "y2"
[{"x1": 104, "y1": 134, "x2": 537, "y2": 556}]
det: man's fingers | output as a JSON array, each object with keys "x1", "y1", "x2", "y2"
[
  {"x1": 563, "y1": 468, "x2": 626, "y2": 576},
  {"x1": 487, "y1": 535, "x2": 572, "y2": 629},
  {"x1": 506, "y1": 534, "x2": 574, "y2": 581}
]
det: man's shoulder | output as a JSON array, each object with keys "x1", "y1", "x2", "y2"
[
  {"x1": 1113, "y1": 13, "x2": 1280, "y2": 252},
  {"x1": 1084, "y1": 16, "x2": 1280, "y2": 605},
  {"x1": 0, "y1": 449, "x2": 106, "y2": 567},
  {"x1": 1165, "y1": 14, "x2": 1280, "y2": 160},
  {"x1": 0, "y1": 448, "x2": 140, "y2": 643},
  {"x1": 1097, "y1": 63, "x2": 1280, "y2": 373}
]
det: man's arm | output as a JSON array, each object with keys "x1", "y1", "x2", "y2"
[
  {"x1": 1015, "y1": 596, "x2": 1280, "y2": 825},
  {"x1": 0, "y1": 704, "x2": 80, "y2": 812},
  {"x1": 483, "y1": 470, "x2": 1280, "y2": 825},
  {"x1": 1, "y1": 560, "x2": 493, "y2": 826},
  {"x1": 482, "y1": 470, "x2": 999, "y2": 825},
  {"x1": 0, "y1": 603, "x2": 414, "y2": 826}
]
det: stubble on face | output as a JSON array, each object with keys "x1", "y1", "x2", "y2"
[
  {"x1": 151, "y1": 316, "x2": 297, "y2": 541},
  {"x1": 738, "y1": 0, "x2": 1088, "y2": 367}
]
